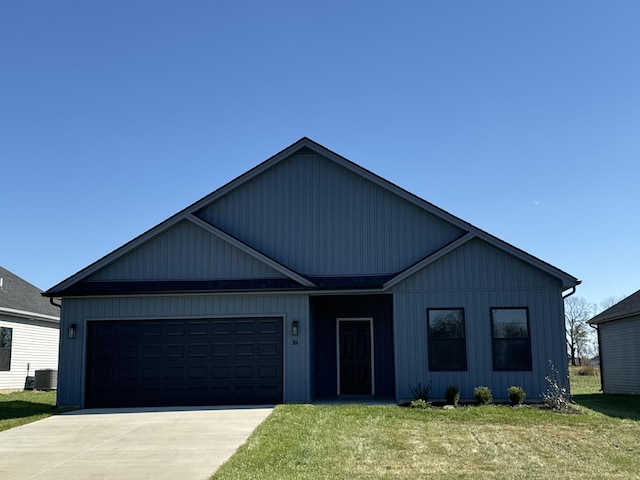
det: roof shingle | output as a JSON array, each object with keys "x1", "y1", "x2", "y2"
[{"x1": 0, "y1": 266, "x2": 60, "y2": 319}]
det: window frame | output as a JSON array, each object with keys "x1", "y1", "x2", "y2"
[
  {"x1": 490, "y1": 307, "x2": 532, "y2": 371},
  {"x1": 0, "y1": 326, "x2": 12, "y2": 371},
  {"x1": 426, "y1": 308, "x2": 468, "y2": 372}
]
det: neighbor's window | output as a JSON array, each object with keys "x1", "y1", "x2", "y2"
[
  {"x1": 427, "y1": 308, "x2": 467, "y2": 371},
  {"x1": 0, "y1": 326, "x2": 12, "y2": 371},
  {"x1": 491, "y1": 308, "x2": 532, "y2": 371}
]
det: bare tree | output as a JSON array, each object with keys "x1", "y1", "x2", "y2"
[
  {"x1": 564, "y1": 296, "x2": 594, "y2": 366},
  {"x1": 597, "y1": 295, "x2": 626, "y2": 314}
]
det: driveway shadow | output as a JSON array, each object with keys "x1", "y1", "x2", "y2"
[{"x1": 573, "y1": 393, "x2": 640, "y2": 420}]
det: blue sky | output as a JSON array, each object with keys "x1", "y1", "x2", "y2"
[{"x1": 1, "y1": 1, "x2": 638, "y2": 307}]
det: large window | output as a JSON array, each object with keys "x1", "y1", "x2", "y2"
[
  {"x1": 0, "y1": 327, "x2": 12, "y2": 371},
  {"x1": 427, "y1": 308, "x2": 467, "y2": 371},
  {"x1": 491, "y1": 308, "x2": 532, "y2": 371}
]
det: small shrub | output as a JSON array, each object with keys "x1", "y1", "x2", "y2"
[
  {"x1": 542, "y1": 361, "x2": 570, "y2": 411},
  {"x1": 445, "y1": 385, "x2": 460, "y2": 406},
  {"x1": 507, "y1": 386, "x2": 526, "y2": 405},
  {"x1": 577, "y1": 365, "x2": 599, "y2": 376},
  {"x1": 409, "y1": 399, "x2": 431, "y2": 409},
  {"x1": 474, "y1": 386, "x2": 493, "y2": 405},
  {"x1": 409, "y1": 381, "x2": 432, "y2": 401}
]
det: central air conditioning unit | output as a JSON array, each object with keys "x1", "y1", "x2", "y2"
[{"x1": 34, "y1": 369, "x2": 58, "y2": 391}]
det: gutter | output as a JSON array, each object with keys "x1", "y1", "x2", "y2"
[{"x1": 0, "y1": 306, "x2": 60, "y2": 324}]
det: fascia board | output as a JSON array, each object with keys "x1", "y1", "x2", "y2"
[
  {"x1": 186, "y1": 215, "x2": 315, "y2": 287},
  {"x1": 45, "y1": 137, "x2": 579, "y2": 294},
  {"x1": 45, "y1": 140, "x2": 314, "y2": 296},
  {"x1": 181, "y1": 138, "x2": 314, "y2": 215},
  {"x1": 306, "y1": 140, "x2": 579, "y2": 288},
  {"x1": 45, "y1": 215, "x2": 186, "y2": 295},
  {"x1": 383, "y1": 233, "x2": 476, "y2": 290},
  {"x1": 477, "y1": 234, "x2": 580, "y2": 288},
  {"x1": 0, "y1": 307, "x2": 60, "y2": 323},
  {"x1": 589, "y1": 311, "x2": 640, "y2": 326}
]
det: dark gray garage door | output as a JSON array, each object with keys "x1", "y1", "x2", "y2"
[{"x1": 86, "y1": 317, "x2": 283, "y2": 408}]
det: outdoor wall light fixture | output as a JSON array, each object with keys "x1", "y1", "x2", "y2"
[
  {"x1": 291, "y1": 320, "x2": 299, "y2": 336},
  {"x1": 68, "y1": 324, "x2": 77, "y2": 339}
]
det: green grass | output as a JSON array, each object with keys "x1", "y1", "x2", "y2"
[
  {"x1": 569, "y1": 365, "x2": 640, "y2": 421},
  {"x1": 569, "y1": 365, "x2": 602, "y2": 395},
  {"x1": 0, "y1": 390, "x2": 59, "y2": 432},
  {"x1": 212, "y1": 369, "x2": 640, "y2": 480}
]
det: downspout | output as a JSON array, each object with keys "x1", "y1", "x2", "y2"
[
  {"x1": 48, "y1": 296, "x2": 62, "y2": 409},
  {"x1": 562, "y1": 286, "x2": 577, "y2": 394},
  {"x1": 589, "y1": 322, "x2": 604, "y2": 392}
]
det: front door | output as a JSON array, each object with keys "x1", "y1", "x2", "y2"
[{"x1": 337, "y1": 318, "x2": 373, "y2": 395}]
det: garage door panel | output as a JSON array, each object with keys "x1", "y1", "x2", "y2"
[
  {"x1": 235, "y1": 343, "x2": 254, "y2": 356},
  {"x1": 259, "y1": 342, "x2": 278, "y2": 356},
  {"x1": 142, "y1": 323, "x2": 162, "y2": 336},
  {"x1": 165, "y1": 322, "x2": 185, "y2": 336},
  {"x1": 212, "y1": 366, "x2": 231, "y2": 379},
  {"x1": 86, "y1": 317, "x2": 283, "y2": 407},
  {"x1": 259, "y1": 320, "x2": 279, "y2": 334},
  {"x1": 188, "y1": 322, "x2": 208, "y2": 335},
  {"x1": 188, "y1": 344, "x2": 208, "y2": 357}
]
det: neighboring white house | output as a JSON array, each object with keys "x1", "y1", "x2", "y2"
[
  {"x1": 589, "y1": 289, "x2": 640, "y2": 395},
  {"x1": 0, "y1": 266, "x2": 60, "y2": 390}
]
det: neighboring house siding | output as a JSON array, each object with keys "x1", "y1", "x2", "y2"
[
  {"x1": 195, "y1": 149, "x2": 465, "y2": 276},
  {"x1": 57, "y1": 294, "x2": 310, "y2": 407},
  {"x1": 0, "y1": 316, "x2": 59, "y2": 390},
  {"x1": 600, "y1": 315, "x2": 640, "y2": 394},
  {"x1": 391, "y1": 237, "x2": 566, "y2": 402},
  {"x1": 87, "y1": 219, "x2": 286, "y2": 281}
]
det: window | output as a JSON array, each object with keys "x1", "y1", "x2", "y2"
[
  {"x1": 427, "y1": 308, "x2": 467, "y2": 371},
  {"x1": 0, "y1": 327, "x2": 12, "y2": 371},
  {"x1": 491, "y1": 308, "x2": 532, "y2": 371}
]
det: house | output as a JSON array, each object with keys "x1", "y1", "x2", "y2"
[
  {"x1": 0, "y1": 266, "x2": 60, "y2": 390},
  {"x1": 588, "y1": 289, "x2": 640, "y2": 394},
  {"x1": 44, "y1": 138, "x2": 580, "y2": 408}
]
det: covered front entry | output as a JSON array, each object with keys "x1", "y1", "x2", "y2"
[
  {"x1": 85, "y1": 317, "x2": 283, "y2": 408},
  {"x1": 311, "y1": 295, "x2": 394, "y2": 399}
]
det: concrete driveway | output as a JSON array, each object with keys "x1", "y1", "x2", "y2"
[{"x1": 0, "y1": 406, "x2": 273, "y2": 480}]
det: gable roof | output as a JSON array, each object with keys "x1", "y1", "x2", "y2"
[
  {"x1": 589, "y1": 289, "x2": 640, "y2": 325},
  {"x1": 44, "y1": 137, "x2": 580, "y2": 297},
  {"x1": 0, "y1": 266, "x2": 60, "y2": 322}
]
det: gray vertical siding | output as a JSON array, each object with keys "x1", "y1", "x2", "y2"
[
  {"x1": 391, "y1": 237, "x2": 567, "y2": 402},
  {"x1": 87, "y1": 220, "x2": 285, "y2": 281},
  {"x1": 600, "y1": 315, "x2": 640, "y2": 394},
  {"x1": 195, "y1": 149, "x2": 465, "y2": 276},
  {"x1": 57, "y1": 294, "x2": 310, "y2": 407}
]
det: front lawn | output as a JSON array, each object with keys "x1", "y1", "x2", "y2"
[
  {"x1": 212, "y1": 369, "x2": 640, "y2": 480},
  {"x1": 0, "y1": 390, "x2": 58, "y2": 432}
]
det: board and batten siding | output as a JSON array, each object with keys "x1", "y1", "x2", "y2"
[
  {"x1": 195, "y1": 149, "x2": 465, "y2": 276},
  {"x1": 87, "y1": 220, "x2": 286, "y2": 282},
  {"x1": 391, "y1": 237, "x2": 566, "y2": 403},
  {"x1": 57, "y1": 294, "x2": 309, "y2": 407},
  {"x1": 0, "y1": 316, "x2": 59, "y2": 390},
  {"x1": 599, "y1": 315, "x2": 640, "y2": 394}
]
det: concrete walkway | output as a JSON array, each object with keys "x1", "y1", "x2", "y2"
[{"x1": 0, "y1": 406, "x2": 273, "y2": 480}]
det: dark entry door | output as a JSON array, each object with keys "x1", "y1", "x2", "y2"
[{"x1": 338, "y1": 319, "x2": 373, "y2": 395}]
